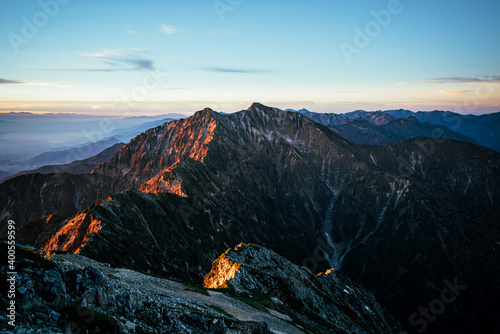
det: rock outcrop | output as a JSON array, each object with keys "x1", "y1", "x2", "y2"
[{"x1": 204, "y1": 243, "x2": 402, "y2": 333}]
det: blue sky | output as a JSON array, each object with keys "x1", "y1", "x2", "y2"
[{"x1": 1, "y1": 0, "x2": 499, "y2": 115}]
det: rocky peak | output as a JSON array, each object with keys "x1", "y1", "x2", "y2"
[
  {"x1": 244, "y1": 102, "x2": 291, "y2": 121},
  {"x1": 247, "y1": 102, "x2": 267, "y2": 112},
  {"x1": 201, "y1": 107, "x2": 215, "y2": 114}
]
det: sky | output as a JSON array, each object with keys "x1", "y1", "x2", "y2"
[{"x1": 0, "y1": 0, "x2": 499, "y2": 115}]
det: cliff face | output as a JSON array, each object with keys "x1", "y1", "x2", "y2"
[{"x1": 4, "y1": 103, "x2": 500, "y2": 333}]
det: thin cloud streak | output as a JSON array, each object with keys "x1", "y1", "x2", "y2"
[
  {"x1": 201, "y1": 66, "x2": 268, "y2": 74},
  {"x1": 0, "y1": 78, "x2": 68, "y2": 87},
  {"x1": 397, "y1": 76, "x2": 500, "y2": 85},
  {"x1": 79, "y1": 49, "x2": 155, "y2": 71},
  {"x1": 439, "y1": 90, "x2": 473, "y2": 97},
  {"x1": 0, "y1": 78, "x2": 24, "y2": 84},
  {"x1": 434, "y1": 76, "x2": 500, "y2": 84},
  {"x1": 30, "y1": 49, "x2": 155, "y2": 72}
]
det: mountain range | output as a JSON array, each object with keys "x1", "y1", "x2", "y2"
[
  {"x1": 2, "y1": 103, "x2": 499, "y2": 333},
  {"x1": 2, "y1": 143, "x2": 125, "y2": 182},
  {"x1": 296, "y1": 109, "x2": 498, "y2": 150},
  {"x1": 0, "y1": 113, "x2": 179, "y2": 181}
]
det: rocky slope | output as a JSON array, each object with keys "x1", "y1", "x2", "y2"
[
  {"x1": 204, "y1": 243, "x2": 402, "y2": 333},
  {"x1": 3, "y1": 103, "x2": 500, "y2": 333},
  {"x1": 0, "y1": 243, "x2": 401, "y2": 333},
  {"x1": 358, "y1": 137, "x2": 500, "y2": 204}
]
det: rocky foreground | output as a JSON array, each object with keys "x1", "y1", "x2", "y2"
[{"x1": 0, "y1": 243, "x2": 401, "y2": 333}]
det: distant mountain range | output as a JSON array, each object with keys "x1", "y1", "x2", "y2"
[
  {"x1": 0, "y1": 115, "x2": 177, "y2": 181},
  {"x1": 288, "y1": 108, "x2": 500, "y2": 151},
  {"x1": 2, "y1": 103, "x2": 499, "y2": 333},
  {"x1": 27, "y1": 138, "x2": 124, "y2": 168},
  {"x1": 3, "y1": 143, "x2": 125, "y2": 182}
]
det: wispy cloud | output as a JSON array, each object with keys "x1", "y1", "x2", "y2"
[
  {"x1": 398, "y1": 75, "x2": 500, "y2": 85},
  {"x1": 433, "y1": 76, "x2": 500, "y2": 85},
  {"x1": 31, "y1": 49, "x2": 155, "y2": 72},
  {"x1": 127, "y1": 29, "x2": 138, "y2": 35},
  {"x1": 201, "y1": 66, "x2": 267, "y2": 74},
  {"x1": 161, "y1": 23, "x2": 177, "y2": 34},
  {"x1": 0, "y1": 78, "x2": 24, "y2": 84},
  {"x1": 0, "y1": 78, "x2": 68, "y2": 87},
  {"x1": 78, "y1": 49, "x2": 154, "y2": 71},
  {"x1": 438, "y1": 90, "x2": 473, "y2": 97}
]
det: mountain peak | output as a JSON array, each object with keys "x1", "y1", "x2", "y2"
[
  {"x1": 247, "y1": 102, "x2": 269, "y2": 112},
  {"x1": 194, "y1": 107, "x2": 215, "y2": 117}
]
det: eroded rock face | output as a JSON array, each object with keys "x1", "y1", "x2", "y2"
[{"x1": 204, "y1": 243, "x2": 402, "y2": 334}]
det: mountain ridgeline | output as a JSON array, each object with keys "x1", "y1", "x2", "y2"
[{"x1": 2, "y1": 103, "x2": 499, "y2": 333}]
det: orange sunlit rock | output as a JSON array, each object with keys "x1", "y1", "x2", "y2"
[
  {"x1": 42, "y1": 212, "x2": 102, "y2": 254},
  {"x1": 137, "y1": 110, "x2": 217, "y2": 196},
  {"x1": 140, "y1": 167, "x2": 187, "y2": 197},
  {"x1": 317, "y1": 268, "x2": 336, "y2": 276},
  {"x1": 203, "y1": 248, "x2": 242, "y2": 289}
]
